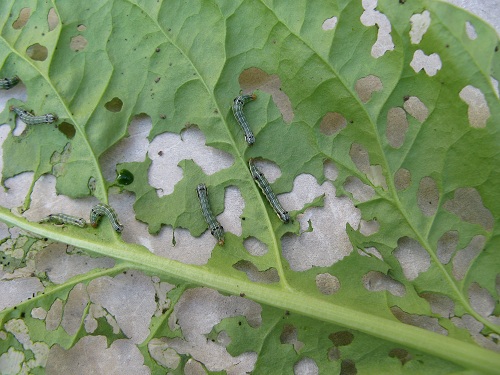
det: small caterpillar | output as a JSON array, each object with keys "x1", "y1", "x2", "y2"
[
  {"x1": 232, "y1": 94, "x2": 256, "y2": 145},
  {"x1": 90, "y1": 203, "x2": 123, "y2": 233},
  {"x1": 248, "y1": 158, "x2": 290, "y2": 223},
  {"x1": 0, "y1": 75, "x2": 20, "y2": 90},
  {"x1": 39, "y1": 213, "x2": 87, "y2": 228},
  {"x1": 196, "y1": 183, "x2": 225, "y2": 245},
  {"x1": 10, "y1": 106, "x2": 57, "y2": 125}
]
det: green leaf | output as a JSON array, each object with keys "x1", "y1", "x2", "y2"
[{"x1": 1, "y1": 0, "x2": 499, "y2": 374}]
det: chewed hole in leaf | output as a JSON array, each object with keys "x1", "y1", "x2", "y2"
[
  {"x1": 77, "y1": 24, "x2": 87, "y2": 31},
  {"x1": 362, "y1": 271, "x2": 406, "y2": 297},
  {"x1": 232, "y1": 260, "x2": 279, "y2": 284},
  {"x1": 243, "y1": 236, "x2": 268, "y2": 256},
  {"x1": 410, "y1": 50, "x2": 442, "y2": 76},
  {"x1": 360, "y1": 0, "x2": 394, "y2": 58},
  {"x1": 417, "y1": 176, "x2": 439, "y2": 216},
  {"x1": 391, "y1": 306, "x2": 447, "y2": 335},
  {"x1": 12, "y1": 8, "x2": 30, "y2": 29},
  {"x1": 148, "y1": 127, "x2": 234, "y2": 197},
  {"x1": 350, "y1": 143, "x2": 370, "y2": 174},
  {"x1": 409, "y1": 10, "x2": 431, "y2": 44},
  {"x1": 355, "y1": 75, "x2": 383, "y2": 103},
  {"x1": 358, "y1": 246, "x2": 383, "y2": 260},
  {"x1": 344, "y1": 176, "x2": 375, "y2": 202},
  {"x1": 58, "y1": 122, "x2": 76, "y2": 139},
  {"x1": 443, "y1": 188, "x2": 494, "y2": 231},
  {"x1": 70, "y1": 35, "x2": 88, "y2": 52},
  {"x1": 315, "y1": 273, "x2": 340, "y2": 295},
  {"x1": 322, "y1": 16, "x2": 338, "y2": 30},
  {"x1": 280, "y1": 324, "x2": 304, "y2": 352},
  {"x1": 47, "y1": 8, "x2": 59, "y2": 31},
  {"x1": 386, "y1": 107, "x2": 408, "y2": 148},
  {"x1": 31, "y1": 307, "x2": 47, "y2": 320},
  {"x1": 281, "y1": 175, "x2": 360, "y2": 271},
  {"x1": 359, "y1": 219, "x2": 379, "y2": 236},
  {"x1": 319, "y1": 112, "x2": 346, "y2": 136},
  {"x1": 47, "y1": 336, "x2": 146, "y2": 374},
  {"x1": 452, "y1": 235, "x2": 485, "y2": 281},
  {"x1": 465, "y1": 21, "x2": 478, "y2": 40},
  {"x1": 294, "y1": 358, "x2": 319, "y2": 375},
  {"x1": 388, "y1": 348, "x2": 412, "y2": 365},
  {"x1": 491, "y1": 76, "x2": 499, "y2": 98},
  {"x1": 46, "y1": 298, "x2": 63, "y2": 331},
  {"x1": 468, "y1": 283, "x2": 495, "y2": 318},
  {"x1": 437, "y1": 230, "x2": 459, "y2": 264},
  {"x1": 26, "y1": 43, "x2": 48, "y2": 61},
  {"x1": 329, "y1": 331, "x2": 354, "y2": 346},
  {"x1": 420, "y1": 292, "x2": 455, "y2": 318},
  {"x1": 104, "y1": 97, "x2": 123, "y2": 112},
  {"x1": 459, "y1": 85, "x2": 491, "y2": 128},
  {"x1": 403, "y1": 96, "x2": 428, "y2": 122},
  {"x1": 393, "y1": 237, "x2": 430, "y2": 281},
  {"x1": 148, "y1": 339, "x2": 181, "y2": 369},
  {"x1": 394, "y1": 168, "x2": 411, "y2": 191},
  {"x1": 221, "y1": 186, "x2": 244, "y2": 236},
  {"x1": 62, "y1": 283, "x2": 88, "y2": 335},
  {"x1": 238, "y1": 67, "x2": 294, "y2": 123}
]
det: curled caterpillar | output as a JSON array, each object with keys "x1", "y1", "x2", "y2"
[
  {"x1": 196, "y1": 183, "x2": 225, "y2": 246},
  {"x1": 0, "y1": 76, "x2": 20, "y2": 90},
  {"x1": 10, "y1": 106, "x2": 57, "y2": 125},
  {"x1": 39, "y1": 213, "x2": 87, "y2": 228},
  {"x1": 232, "y1": 94, "x2": 256, "y2": 145},
  {"x1": 90, "y1": 203, "x2": 123, "y2": 233},
  {"x1": 248, "y1": 158, "x2": 290, "y2": 223}
]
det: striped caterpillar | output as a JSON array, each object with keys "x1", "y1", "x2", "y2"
[
  {"x1": 196, "y1": 183, "x2": 225, "y2": 245},
  {"x1": 248, "y1": 158, "x2": 290, "y2": 223},
  {"x1": 232, "y1": 94, "x2": 256, "y2": 145},
  {"x1": 90, "y1": 203, "x2": 124, "y2": 233},
  {"x1": 39, "y1": 213, "x2": 87, "y2": 228},
  {"x1": 0, "y1": 76, "x2": 20, "y2": 90},
  {"x1": 10, "y1": 106, "x2": 57, "y2": 125}
]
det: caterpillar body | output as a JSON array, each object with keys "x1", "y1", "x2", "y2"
[
  {"x1": 10, "y1": 106, "x2": 57, "y2": 125},
  {"x1": 0, "y1": 76, "x2": 20, "y2": 90},
  {"x1": 39, "y1": 213, "x2": 87, "y2": 228},
  {"x1": 248, "y1": 158, "x2": 290, "y2": 223},
  {"x1": 232, "y1": 94, "x2": 256, "y2": 145},
  {"x1": 90, "y1": 203, "x2": 124, "y2": 233},
  {"x1": 196, "y1": 183, "x2": 225, "y2": 246}
]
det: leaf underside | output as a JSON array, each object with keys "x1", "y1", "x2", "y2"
[{"x1": 0, "y1": 0, "x2": 499, "y2": 374}]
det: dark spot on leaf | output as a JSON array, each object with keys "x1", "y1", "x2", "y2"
[
  {"x1": 58, "y1": 122, "x2": 76, "y2": 139},
  {"x1": 403, "y1": 95, "x2": 410, "y2": 101},
  {"x1": 155, "y1": 47, "x2": 160, "y2": 52},
  {"x1": 389, "y1": 348, "x2": 412, "y2": 365},
  {"x1": 26, "y1": 43, "x2": 48, "y2": 61},
  {"x1": 399, "y1": 0, "x2": 406, "y2": 3},
  {"x1": 160, "y1": 114, "x2": 166, "y2": 119},
  {"x1": 105, "y1": 97, "x2": 123, "y2": 112},
  {"x1": 20, "y1": 312, "x2": 25, "y2": 318},
  {"x1": 154, "y1": 77, "x2": 161, "y2": 83},
  {"x1": 329, "y1": 331, "x2": 354, "y2": 346},
  {"x1": 239, "y1": 293, "x2": 245, "y2": 297},
  {"x1": 238, "y1": 321, "x2": 242, "y2": 326},
  {"x1": 340, "y1": 359, "x2": 357, "y2": 375}
]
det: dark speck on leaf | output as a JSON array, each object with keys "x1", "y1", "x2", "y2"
[
  {"x1": 238, "y1": 321, "x2": 242, "y2": 326},
  {"x1": 160, "y1": 114, "x2": 166, "y2": 119},
  {"x1": 403, "y1": 95, "x2": 410, "y2": 101},
  {"x1": 117, "y1": 169, "x2": 134, "y2": 185},
  {"x1": 495, "y1": 46, "x2": 499, "y2": 52},
  {"x1": 240, "y1": 293, "x2": 245, "y2": 297},
  {"x1": 156, "y1": 47, "x2": 160, "y2": 52}
]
